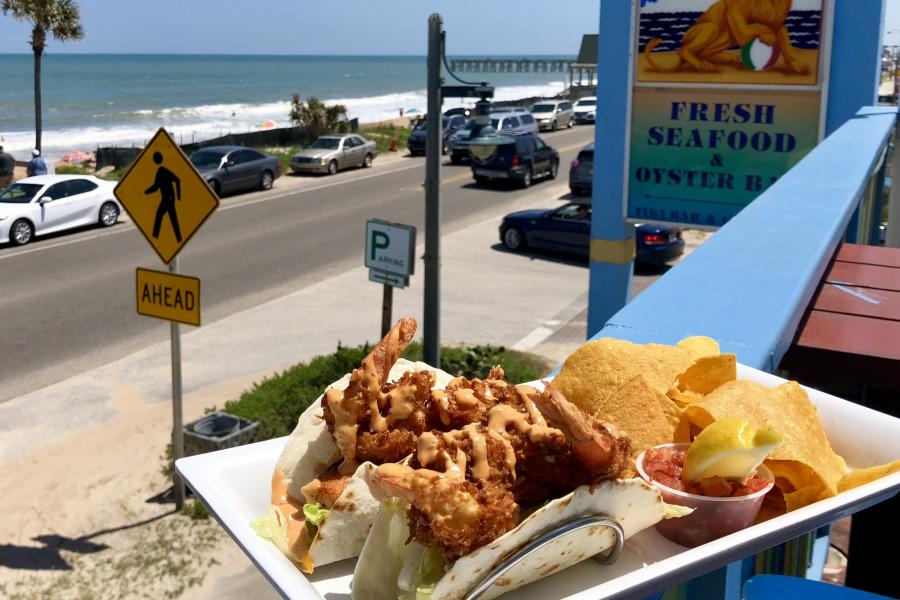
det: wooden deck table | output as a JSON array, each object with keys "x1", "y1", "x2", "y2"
[
  {"x1": 781, "y1": 242, "x2": 900, "y2": 596},
  {"x1": 782, "y1": 243, "x2": 900, "y2": 390}
]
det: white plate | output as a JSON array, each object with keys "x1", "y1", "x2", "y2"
[{"x1": 176, "y1": 365, "x2": 900, "y2": 600}]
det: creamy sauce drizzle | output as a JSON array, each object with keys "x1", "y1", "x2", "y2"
[
  {"x1": 416, "y1": 425, "x2": 516, "y2": 481},
  {"x1": 271, "y1": 470, "x2": 312, "y2": 567},
  {"x1": 487, "y1": 402, "x2": 558, "y2": 444}
]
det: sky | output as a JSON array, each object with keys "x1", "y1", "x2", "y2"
[
  {"x1": 0, "y1": 1, "x2": 897, "y2": 55},
  {"x1": 0, "y1": 0, "x2": 600, "y2": 55}
]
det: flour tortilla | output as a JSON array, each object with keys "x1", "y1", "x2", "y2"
[
  {"x1": 352, "y1": 478, "x2": 690, "y2": 600},
  {"x1": 269, "y1": 358, "x2": 455, "y2": 569}
]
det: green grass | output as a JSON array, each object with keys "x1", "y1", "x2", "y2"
[
  {"x1": 217, "y1": 341, "x2": 552, "y2": 441},
  {"x1": 359, "y1": 124, "x2": 412, "y2": 154},
  {"x1": 261, "y1": 145, "x2": 304, "y2": 174}
]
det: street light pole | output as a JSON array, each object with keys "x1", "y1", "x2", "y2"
[{"x1": 423, "y1": 13, "x2": 443, "y2": 367}]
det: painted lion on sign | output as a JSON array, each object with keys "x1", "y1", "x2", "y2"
[{"x1": 644, "y1": 0, "x2": 808, "y2": 73}]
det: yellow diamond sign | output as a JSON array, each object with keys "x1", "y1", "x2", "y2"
[{"x1": 114, "y1": 128, "x2": 219, "y2": 264}]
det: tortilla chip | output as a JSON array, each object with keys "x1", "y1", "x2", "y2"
[
  {"x1": 591, "y1": 374, "x2": 684, "y2": 470},
  {"x1": 676, "y1": 336, "x2": 721, "y2": 358},
  {"x1": 839, "y1": 460, "x2": 900, "y2": 492},
  {"x1": 554, "y1": 338, "x2": 694, "y2": 416},
  {"x1": 681, "y1": 380, "x2": 846, "y2": 513},
  {"x1": 667, "y1": 354, "x2": 737, "y2": 406}
]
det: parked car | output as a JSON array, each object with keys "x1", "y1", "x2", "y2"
[
  {"x1": 448, "y1": 112, "x2": 537, "y2": 164},
  {"x1": 444, "y1": 106, "x2": 473, "y2": 118},
  {"x1": 0, "y1": 175, "x2": 120, "y2": 246},
  {"x1": 569, "y1": 143, "x2": 594, "y2": 196},
  {"x1": 190, "y1": 146, "x2": 281, "y2": 195},
  {"x1": 469, "y1": 132, "x2": 559, "y2": 188},
  {"x1": 448, "y1": 120, "x2": 481, "y2": 164},
  {"x1": 573, "y1": 96, "x2": 597, "y2": 124},
  {"x1": 498, "y1": 202, "x2": 685, "y2": 264},
  {"x1": 491, "y1": 111, "x2": 538, "y2": 135},
  {"x1": 290, "y1": 134, "x2": 378, "y2": 175},
  {"x1": 531, "y1": 100, "x2": 574, "y2": 131},
  {"x1": 407, "y1": 114, "x2": 468, "y2": 156},
  {"x1": 491, "y1": 107, "x2": 528, "y2": 113}
]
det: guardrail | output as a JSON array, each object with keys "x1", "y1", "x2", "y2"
[{"x1": 592, "y1": 105, "x2": 897, "y2": 371}]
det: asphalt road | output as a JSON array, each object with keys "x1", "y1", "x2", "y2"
[{"x1": 0, "y1": 126, "x2": 597, "y2": 403}]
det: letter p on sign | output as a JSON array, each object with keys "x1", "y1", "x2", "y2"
[{"x1": 370, "y1": 230, "x2": 390, "y2": 260}]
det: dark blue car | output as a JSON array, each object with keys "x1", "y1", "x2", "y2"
[
  {"x1": 408, "y1": 114, "x2": 467, "y2": 156},
  {"x1": 499, "y1": 202, "x2": 685, "y2": 264}
]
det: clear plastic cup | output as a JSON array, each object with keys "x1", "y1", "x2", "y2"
[{"x1": 636, "y1": 443, "x2": 775, "y2": 548}]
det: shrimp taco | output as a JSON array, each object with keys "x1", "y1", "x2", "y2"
[
  {"x1": 352, "y1": 382, "x2": 690, "y2": 600},
  {"x1": 253, "y1": 318, "x2": 455, "y2": 572}
]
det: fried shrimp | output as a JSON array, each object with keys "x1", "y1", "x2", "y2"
[
  {"x1": 532, "y1": 380, "x2": 627, "y2": 478},
  {"x1": 299, "y1": 467, "x2": 351, "y2": 509},
  {"x1": 322, "y1": 318, "x2": 431, "y2": 472},
  {"x1": 371, "y1": 463, "x2": 518, "y2": 562}
]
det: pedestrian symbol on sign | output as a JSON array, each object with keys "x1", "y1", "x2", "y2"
[
  {"x1": 114, "y1": 128, "x2": 219, "y2": 264},
  {"x1": 145, "y1": 152, "x2": 183, "y2": 243}
]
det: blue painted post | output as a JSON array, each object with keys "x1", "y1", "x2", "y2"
[
  {"x1": 587, "y1": 0, "x2": 634, "y2": 338},
  {"x1": 826, "y1": 0, "x2": 887, "y2": 135},
  {"x1": 827, "y1": 0, "x2": 887, "y2": 243}
]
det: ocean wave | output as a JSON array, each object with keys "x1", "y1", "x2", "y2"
[{"x1": 0, "y1": 82, "x2": 566, "y2": 161}]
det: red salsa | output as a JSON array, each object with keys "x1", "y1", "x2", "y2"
[{"x1": 643, "y1": 447, "x2": 770, "y2": 497}]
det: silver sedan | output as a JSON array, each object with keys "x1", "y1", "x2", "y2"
[{"x1": 290, "y1": 134, "x2": 378, "y2": 175}]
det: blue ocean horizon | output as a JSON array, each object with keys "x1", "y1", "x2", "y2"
[{"x1": 0, "y1": 53, "x2": 570, "y2": 159}]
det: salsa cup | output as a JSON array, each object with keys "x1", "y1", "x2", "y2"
[{"x1": 635, "y1": 443, "x2": 775, "y2": 548}]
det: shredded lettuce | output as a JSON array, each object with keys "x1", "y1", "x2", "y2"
[
  {"x1": 398, "y1": 546, "x2": 446, "y2": 600},
  {"x1": 251, "y1": 506, "x2": 300, "y2": 562},
  {"x1": 303, "y1": 503, "x2": 329, "y2": 528}
]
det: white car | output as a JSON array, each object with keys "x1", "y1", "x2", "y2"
[
  {"x1": 573, "y1": 96, "x2": 597, "y2": 124},
  {"x1": 0, "y1": 175, "x2": 121, "y2": 246}
]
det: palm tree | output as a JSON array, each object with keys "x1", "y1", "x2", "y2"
[
  {"x1": 290, "y1": 95, "x2": 348, "y2": 136},
  {"x1": 2, "y1": 0, "x2": 84, "y2": 152}
]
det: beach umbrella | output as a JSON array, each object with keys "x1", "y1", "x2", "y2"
[
  {"x1": 405, "y1": 108, "x2": 422, "y2": 115},
  {"x1": 257, "y1": 119, "x2": 277, "y2": 129}
]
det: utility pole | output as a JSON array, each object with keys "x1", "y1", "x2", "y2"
[{"x1": 423, "y1": 13, "x2": 443, "y2": 367}]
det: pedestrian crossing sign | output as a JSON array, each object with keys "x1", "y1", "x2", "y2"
[{"x1": 114, "y1": 128, "x2": 219, "y2": 264}]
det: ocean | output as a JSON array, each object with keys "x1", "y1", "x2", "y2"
[{"x1": 0, "y1": 54, "x2": 569, "y2": 161}]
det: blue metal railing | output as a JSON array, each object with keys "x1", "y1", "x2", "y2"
[
  {"x1": 585, "y1": 106, "x2": 897, "y2": 598},
  {"x1": 592, "y1": 106, "x2": 897, "y2": 371}
]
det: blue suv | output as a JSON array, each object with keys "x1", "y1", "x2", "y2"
[
  {"x1": 448, "y1": 111, "x2": 537, "y2": 164},
  {"x1": 469, "y1": 132, "x2": 559, "y2": 188}
]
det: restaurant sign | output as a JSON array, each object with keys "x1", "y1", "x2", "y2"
[{"x1": 627, "y1": 0, "x2": 830, "y2": 228}]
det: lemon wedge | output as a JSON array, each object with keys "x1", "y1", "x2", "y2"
[{"x1": 683, "y1": 418, "x2": 782, "y2": 482}]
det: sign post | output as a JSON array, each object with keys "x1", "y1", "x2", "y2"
[
  {"x1": 114, "y1": 127, "x2": 219, "y2": 509},
  {"x1": 365, "y1": 219, "x2": 415, "y2": 337},
  {"x1": 169, "y1": 256, "x2": 185, "y2": 509}
]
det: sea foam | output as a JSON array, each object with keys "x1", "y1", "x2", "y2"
[{"x1": 1, "y1": 82, "x2": 567, "y2": 161}]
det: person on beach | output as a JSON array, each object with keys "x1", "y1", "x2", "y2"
[
  {"x1": 0, "y1": 146, "x2": 14, "y2": 188},
  {"x1": 27, "y1": 149, "x2": 48, "y2": 177},
  {"x1": 144, "y1": 151, "x2": 182, "y2": 243}
]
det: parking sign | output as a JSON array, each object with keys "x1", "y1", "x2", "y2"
[{"x1": 365, "y1": 220, "x2": 416, "y2": 277}]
